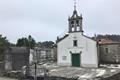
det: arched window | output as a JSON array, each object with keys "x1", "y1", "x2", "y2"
[
  {"x1": 76, "y1": 20, "x2": 79, "y2": 24},
  {"x1": 71, "y1": 21, "x2": 74, "y2": 24},
  {"x1": 72, "y1": 27, "x2": 74, "y2": 32},
  {"x1": 77, "y1": 26, "x2": 80, "y2": 31}
]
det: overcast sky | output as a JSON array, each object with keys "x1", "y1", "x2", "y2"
[{"x1": 0, "y1": 0, "x2": 120, "y2": 43}]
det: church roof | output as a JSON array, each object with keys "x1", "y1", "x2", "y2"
[
  {"x1": 56, "y1": 34, "x2": 69, "y2": 43},
  {"x1": 56, "y1": 34, "x2": 96, "y2": 43},
  {"x1": 83, "y1": 35, "x2": 96, "y2": 41},
  {"x1": 68, "y1": 10, "x2": 82, "y2": 20}
]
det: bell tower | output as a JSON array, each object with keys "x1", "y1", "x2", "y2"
[{"x1": 68, "y1": 0, "x2": 83, "y2": 33}]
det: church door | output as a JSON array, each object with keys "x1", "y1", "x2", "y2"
[{"x1": 71, "y1": 54, "x2": 80, "y2": 67}]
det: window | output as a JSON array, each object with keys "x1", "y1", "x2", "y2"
[
  {"x1": 77, "y1": 26, "x2": 80, "y2": 31},
  {"x1": 73, "y1": 40, "x2": 77, "y2": 46},
  {"x1": 105, "y1": 48, "x2": 108, "y2": 53},
  {"x1": 62, "y1": 56, "x2": 67, "y2": 60},
  {"x1": 76, "y1": 20, "x2": 79, "y2": 24},
  {"x1": 71, "y1": 21, "x2": 74, "y2": 24},
  {"x1": 72, "y1": 27, "x2": 74, "y2": 32}
]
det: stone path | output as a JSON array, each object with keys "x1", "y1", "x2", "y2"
[
  {"x1": 0, "y1": 77, "x2": 17, "y2": 80},
  {"x1": 29, "y1": 63, "x2": 120, "y2": 80}
]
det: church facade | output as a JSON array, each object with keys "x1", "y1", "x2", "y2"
[{"x1": 57, "y1": 8, "x2": 99, "y2": 68}]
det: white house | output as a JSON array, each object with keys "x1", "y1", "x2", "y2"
[{"x1": 57, "y1": 8, "x2": 98, "y2": 68}]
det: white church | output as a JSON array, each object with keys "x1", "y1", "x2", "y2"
[{"x1": 56, "y1": 7, "x2": 99, "y2": 68}]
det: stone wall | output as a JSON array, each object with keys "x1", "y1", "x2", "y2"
[
  {"x1": 31, "y1": 47, "x2": 57, "y2": 63},
  {"x1": 0, "y1": 62, "x2": 4, "y2": 75},
  {"x1": 53, "y1": 47, "x2": 57, "y2": 62},
  {"x1": 25, "y1": 76, "x2": 78, "y2": 80},
  {"x1": 103, "y1": 72, "x2": 120, "y2": 80},
  {"x1": 5, "y1": 47, "x2": 30, "y2": 71},
  {"x1": 99, "y1": 43, "x2": 120, "y2": 64}
]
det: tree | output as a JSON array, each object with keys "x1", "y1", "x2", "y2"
[
  {"x1": 94, "y1": 34, "x2": 120, "y2": 42},
  {"x1": 16, "y1": 38, "x2": 29, "y2": 47},
  {"x1": 16, "y1": 35, "x2": 36, "y2": 49},
  {"x1": 36, "y1": 41, "x2": 55, "y2": 48},
  {"x1": 0, "y1": 35, "x2": 9, "y2": 62},
  {"x1": 28, "y1": 35, "x2": 36, "y2": 48},
  {"x1": 35, "y1": 42, "x2": 42, "y2": 47}
]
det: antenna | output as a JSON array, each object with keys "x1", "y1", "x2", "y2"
[{"x1": 73, "y1": 0, "x2": 77, "y2": 10}]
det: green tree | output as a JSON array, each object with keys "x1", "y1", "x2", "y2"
[
  {"x1": 35, "y1": 42, "x2": 42, "y2": 47},
  {"x1": 16, "y1": 38, "x2": 28, "y2": 47},
  {"x1": 93, "y1": 34, "x2": 120, "y2": 42},
  {"x1": 28, "y1": 35, "x2": 36, "y2": 48},
  {"x1": 0, "y1": 35, "x2": 9, "y2": 62},
  {"x1": 35, "y1": 41, "x2": 55, "y2": 48},
  {"x1": 16, "y1": 35, "x2": 36, "y2": 49}
]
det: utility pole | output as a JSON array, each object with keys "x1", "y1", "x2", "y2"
[
  {"x1": 34, "y1": 61, "x2": 37, "y2": 80},
  {"x1": 34, "y1": 49, "x2": 37, "y2": 80}
]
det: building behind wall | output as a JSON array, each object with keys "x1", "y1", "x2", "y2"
[{"x1": 99, "y1": 39, "x2": 120, "y2": 64}]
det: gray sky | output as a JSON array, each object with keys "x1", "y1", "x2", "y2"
[{"x1": 0, "y1": 0, "x2": 120, "y2": 43}]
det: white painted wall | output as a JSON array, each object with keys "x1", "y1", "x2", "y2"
[
  {"x1": 57, "y1": 32, "x2": 98, "y2": 68},
  {"x1": 29, "y1": 49, "x2": 34, "y2": 64},
  {"x1": 5, "y1": 61, "x2": 12, "y2": 71},
  {"x1": 5, "y1": 54, "x2": 12, "y2": 71}
]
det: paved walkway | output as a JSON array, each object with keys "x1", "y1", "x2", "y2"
[
  {"x1": 0, "y1": 77, "x2": 17, "y2": 80},
  {"x1": 30, "y1": 63, "x2": 120, "y2": 80}
]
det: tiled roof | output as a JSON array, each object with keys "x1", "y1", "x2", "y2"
[{"x1": 98, "y1": 38, "x2": 120, "y2": 45}]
